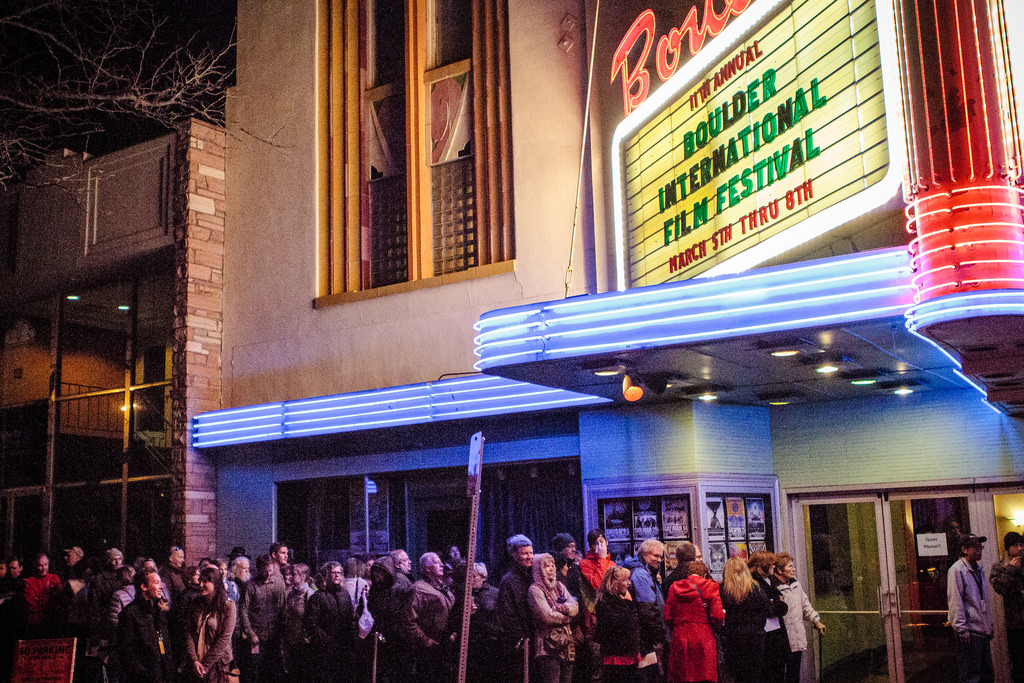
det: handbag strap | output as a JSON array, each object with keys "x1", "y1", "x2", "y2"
[{"x1": 689, "y1": 579, "x2": 714, "y2": 628}]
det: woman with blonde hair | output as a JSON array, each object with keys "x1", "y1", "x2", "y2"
[
  {"x1": 720, "y1": 557, "x2": 770, "y2": 683},
  {"x1": 528, "y1": 553, "x2": 579, "y2": 683},
  {"x1": 594, "y1": 566, "x2": 643, "y2": 683}
]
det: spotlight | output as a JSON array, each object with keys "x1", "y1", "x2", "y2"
[
  {"x1": 622, "y1": 374, "x2": 644, "y2": 402},
  {"x1": 816, "y1": 364, "x2": 839, "y2": 374}
]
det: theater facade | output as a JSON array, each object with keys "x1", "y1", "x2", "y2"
[{"x1": 197, "y1": 1, "x2": 1024, "y2": 682}]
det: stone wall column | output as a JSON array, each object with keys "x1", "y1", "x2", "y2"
[{"x1": 172, "y1": 119, "x2": 226, "y2": 560}]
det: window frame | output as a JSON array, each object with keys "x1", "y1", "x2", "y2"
[{"x1": 316, "y1": 0, "x2": 515, "y2": 303}]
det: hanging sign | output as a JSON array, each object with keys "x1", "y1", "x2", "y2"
[{"x1": 612, "y1": 0, "x2": 904, "y2": 289}]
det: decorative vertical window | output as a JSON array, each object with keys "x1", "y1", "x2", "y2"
[
  {"x1": 427, "y1": 0, "x2": 475, "y2": 276},
  {"x1": 316, "y1": 0, "x2": 514, "y2": 301}
]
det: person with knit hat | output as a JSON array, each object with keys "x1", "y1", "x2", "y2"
[
  {"x1": 990, "y1": 531, "x2": 1024, "y2": 683},
  {"x1": 551, "y1": 533, "x2": 581, "y2": 599}
]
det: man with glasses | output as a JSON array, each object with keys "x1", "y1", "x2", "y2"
[
  {"x1": 949, "y1": 534, "x2": 994, "y2": 683},
  {"x1": 304, "y1": 561, "x2": 355, "y2": 682},
  {"x1": 623, "y1": 539, "x2": 667, "y2": 683}
]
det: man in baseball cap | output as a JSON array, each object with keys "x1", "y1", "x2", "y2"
[{"x1": 948, "y1": 533, "x2": 993, "y2": 683}]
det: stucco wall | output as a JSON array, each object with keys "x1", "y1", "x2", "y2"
[
  {"x1": 579, "y1": 402, "x2": 774, "y2": 481},
  {"x1": 771, "y1": 389, "x2": 1024, "y2": 489},
  {"x1": 223, "y1": 0, "x2": 595, "y2": 410}
]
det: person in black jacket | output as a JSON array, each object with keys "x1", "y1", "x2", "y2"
[
  {"x1": 116, "y1": 567, "x2": 175, "y2": 683},
  {"x1": 303, "y1": 561, "x2": 356, "y2": 682},
  {"x1": 720, "y1": 557, "x2": 771, "y2": 683},
  {"x1": 748, "y1": 552, "x2": 790, "y2": 683},
  {"x1": 594, "y1": 566, "x2": 643, "y2": 683},
  {"x1": 497, "y1": 534, "x2": 535, "y2": 683}
]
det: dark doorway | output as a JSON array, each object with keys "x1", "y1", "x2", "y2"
[{"x1": 426, "y1": 508, "x2": 470, "y2": 558}]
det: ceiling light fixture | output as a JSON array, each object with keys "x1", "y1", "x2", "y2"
[
  {"x1": 593, "y1": 364, "x2": 625, "y2": 377},
  {"x1": 894, "y1": 387, "x2": 914, "y2": 395},
  {"x1": 816, "y1": 364, "x2": 840, "y2": 374},
  {"x1": 771, "y1": 350, "x2": 799, "y2": 357},
  {"x1": 118, "y1": 305, "x2": 130, "y2": 311},
  {"x1": 697, "y1": 393, "x2": 718, "y2": 401},
  {"x1": 66, "y1": 295, "x2": 79, "y2": 301},
  {"x1": 622, "y1": 374, "x2": 644, "y2": 402},
  {"x1": 850, "y1": 378, "x2": 877, "y2": 385},
  {"x1": 769, "y1": 400, "x2": 789, "y2": 406}
]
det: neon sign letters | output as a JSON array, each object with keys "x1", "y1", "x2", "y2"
[{"x1": 611, "y1": 0, "x2": 753, "y2": 117}]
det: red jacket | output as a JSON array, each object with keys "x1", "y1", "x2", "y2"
[
  {"x1": 24, "y1": 573, "x2": 62, "y2": 626},
  {"x1": 664, "y1": 575, "x2": 724, "y2": 683},
  {"x1": 578, "y1": 553, "x2": 616, "y2": 636},
  {"x1": 579, "y1": 553, "x2": 615, "y2": 591}
]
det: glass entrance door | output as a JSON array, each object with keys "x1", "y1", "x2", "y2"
[
  {"x1": 797, "y1": 493, "x2": 978, "y2": 683},
  {"x1": 887, "y1": 495, "x2": 967, "y2": 683},
  {"x1": 802, "y1": 498, "x2": 895, "y2": 683}
]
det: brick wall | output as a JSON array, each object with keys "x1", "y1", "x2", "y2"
[{"x1": 172, "y1": 119, "x2": 226, "y2": 560}]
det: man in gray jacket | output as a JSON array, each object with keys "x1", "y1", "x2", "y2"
[{"x1": 948, "y1": 534, "x2": 994, "y2": 683}]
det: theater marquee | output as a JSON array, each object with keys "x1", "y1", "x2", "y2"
[{"x1": 611, "y1": 0, "x2": 906, "y2": 289}]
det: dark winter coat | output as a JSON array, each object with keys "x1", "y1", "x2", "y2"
[
  {"x1": 497, "y1": 564, "x2": 534, "y2": 646},
  {"x1": 116, "y1": 596, "x2": 175, "y2": 683},
  {"x1": 303, "y1": 583, "x2": 356, "y2": 681},
  {"x1": 594, "y1": 592, "x2": 643, "y2": 659},
  {"x1": 990, "y1": 557, "x2": 1024, "y2": 630}
]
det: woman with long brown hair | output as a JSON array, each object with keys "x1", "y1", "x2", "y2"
[
  {"x1": 185, "y1": 566, "x2": 237, "y2": 682},
  {"x1": 719, "y1": 557, "x2": 770, "y2": 683}
]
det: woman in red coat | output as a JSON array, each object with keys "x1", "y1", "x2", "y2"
[{"x1": 664, "y1": 560, "x2": 724, "y2": 683}]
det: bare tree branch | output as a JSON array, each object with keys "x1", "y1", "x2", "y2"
[{"x1": 0, "y1": 0, "x2": 234, "y2": 186}]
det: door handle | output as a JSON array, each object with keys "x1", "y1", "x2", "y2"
[{"x1": 894, "y1": 585, "x2": 901, "y2": 620}]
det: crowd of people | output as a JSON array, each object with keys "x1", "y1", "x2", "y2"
[{"x1": 0, "y1": 527, "x2": 1018, "y2": 683}]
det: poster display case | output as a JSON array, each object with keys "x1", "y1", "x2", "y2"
[
  {"x1": 585, "y1": 475, "x2": 779, "y2": 581},
  {"x1": 703, "y1": 491, "x2": 774, "y2": 579},
  {"x1": 598, "y1": 494, "x2": 693, "y2": 567}
]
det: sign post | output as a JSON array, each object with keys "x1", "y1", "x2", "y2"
[{"x1": 456, "y1": 432, "x2": 484, "y2": 683}]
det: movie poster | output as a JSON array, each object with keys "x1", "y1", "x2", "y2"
[
  {"x1": 728, "y1": 542, "x2": 749, "y2": 559},
  {"x1": 603, "y1": 500, "x2": 631, "y2": 542},
  {"x1": 749, "y1": 540, "x2": 767, "y2": 553},
  {"x1": 726, "y1": 497, "x2": 747, "y2": 540},
  {"x1": 633, "y1": 498, "x2": 660, "y2": 539},
  {"x1": 708, "y1": 542, "x2": 727, "y2": 577},
  {"x1": 662, "y1": 496, "x2": 690, "y2": 539},
  {"x1": 608, "y1": 543, "x2": 631, "y2": 564},
  {"x1": 705, "y1": 497, "x2": 725, "y2": 541},
  {"x1": 665, "y1": 540, "x2": 682, "y2": 569},
  {"x1": 746, "y1": 497, "x2": 766, "y2": 540}
]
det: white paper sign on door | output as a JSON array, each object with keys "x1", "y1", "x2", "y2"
[{"x1": 916, "y1": 533, "x2": 948, "y2": 556}]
